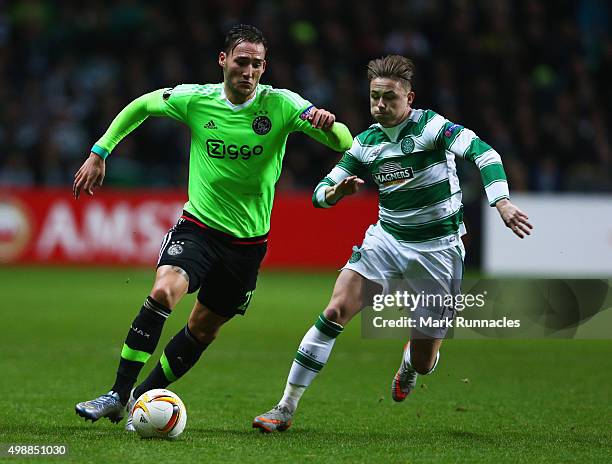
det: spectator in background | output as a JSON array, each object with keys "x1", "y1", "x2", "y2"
[{"x1": 1, "y1": 0, "x2": 611, "y2": 192}]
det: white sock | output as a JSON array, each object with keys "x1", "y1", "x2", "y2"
[
  {"x1": 278, "y1": 313, "x2": 343, "y2": 412},
  {"x1": 405, "y1": 345, "x2": 440, "y2": 374},
  {"x1": 279, "y1": 382, "x2": 306, "y2": 413}
]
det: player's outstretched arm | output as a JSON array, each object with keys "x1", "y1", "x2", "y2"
[
  {"x1": 303, "y1": 107, "x2": 353, "y2": 152},
  {"x1": 495, "y1": 198, "x2": 533, "y2": 239},
  {"x1": 312, "y1": 142, "x2": 367, "y2": 208},
  {"x1": 432, "y1": 114, "x2": 532, "y2": 238},
  {"x1": 73, "y1": 152, "x2": 105, "y2": 199},
  {"x1": 87, "y1": 90, "x2": 170, "y2": 161},
  {"x1": 324, "y1": 176, "x2": 364, "y2": 206},
  {"x1": 72, "y1": 92, "x2": 156, "y2": 199},
  {"x1": 73, "y1": 88, "x2": 186, "y2": 199}
]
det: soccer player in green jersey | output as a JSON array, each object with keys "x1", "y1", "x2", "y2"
[
  {"x1": 73, "y1": 24, "x2": 353, "y2": 429},
  {"x1": 253, "y1": 55, "x2": 533, "y2": 432}
]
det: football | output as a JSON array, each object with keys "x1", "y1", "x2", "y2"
[{"x1": 131, "y1": 389, "x2": 187, "y2": 439}]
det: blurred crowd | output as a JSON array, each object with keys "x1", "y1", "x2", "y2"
[{"x1": 1, "y1": 0, "x2": 611, "y2": 195}]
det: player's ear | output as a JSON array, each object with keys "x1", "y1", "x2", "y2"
[
  {"x1": 407, "y1": 91, "x2": 415, "y2": 106},
  {"x1": 218, "y1": 52, "x2": 227, "y2": 68},
  {"x1": 261, "y1": 59, "x2": 267, "y2": 74}
]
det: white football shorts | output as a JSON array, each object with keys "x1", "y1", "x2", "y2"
[{"x1": 343, "y1": 222, "x2": 465, "y2": 339}]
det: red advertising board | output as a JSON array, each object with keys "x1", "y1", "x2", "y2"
[{"x1": 0, "y1": 189, "x2": 378, "y2": 268}]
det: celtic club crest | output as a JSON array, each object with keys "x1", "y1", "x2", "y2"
[{"x1": 400, "y1": 136, "x2": 415, "y2": 154}]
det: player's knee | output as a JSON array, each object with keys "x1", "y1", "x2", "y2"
[
  {"x1": 151, "y1": 266, "x2": 188, "y2": 308},
  {"x1": 150, "y1": 284, "x2": 178, "y2": 309},
  {"x1": 323, "y1": 305, "x2": 347, "y2": 326}
]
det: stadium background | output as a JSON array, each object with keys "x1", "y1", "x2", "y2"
[
  {"x1": 1, "y1": 0, "x2": 612, "y2": 269},
  {"x1": 1, "y1": 1, "x2": 611, "y2": 462}
]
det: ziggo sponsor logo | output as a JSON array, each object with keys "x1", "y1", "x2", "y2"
[{"x1": 206, "y1": 139, "x2": 263, "y2": 160}]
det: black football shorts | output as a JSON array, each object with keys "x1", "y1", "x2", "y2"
[{"x1": 157, "y1": 211, "x2": 267, "y2": 318}]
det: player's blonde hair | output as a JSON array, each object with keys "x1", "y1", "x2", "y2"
[{"x1": 367, "y1": 55, "x2": 415, "y2": 90}]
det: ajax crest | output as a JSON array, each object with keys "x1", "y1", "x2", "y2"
[
  {"x1": 252, "y1": 115, "x2": 272, "y2": 135},
  {"x1": 167, "y1": 243, "x2": 183, "y2": 256}
]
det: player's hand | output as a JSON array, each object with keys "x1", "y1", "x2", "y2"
[
  {"x1": 326, "y1": 176, "x2": 364, "y2": 205},
  {"x1": 73, "y1": 153, "x2": 106, "y2": 199},
  {"x1": 308, "y1": 107, "x2": 336, "y2": 131},
  {"x1": 495, "y1": 198, "x2": 533, "y2": 238}
]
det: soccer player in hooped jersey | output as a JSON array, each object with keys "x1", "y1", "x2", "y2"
[
  {"x1": 73, "y1": 25, "x2": 353, "y2": 429},
  {"x1": 253, "y1": 55, "x2": 533, "y2": 432}
]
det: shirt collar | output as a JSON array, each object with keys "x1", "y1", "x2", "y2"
[
  {"x1": 220, "y1": 84, "x2": 259, "y2": 111},
  {"x1": 376, "y1": 109, "x2": 416, "y2": 143}
]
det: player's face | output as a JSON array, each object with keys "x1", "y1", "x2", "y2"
[
  {"x1": 369, "y1": 78, "x2": 415, "y2": 127},
  {"x1": 219, "y1": 41, "x2": 266, "y2": 102}
]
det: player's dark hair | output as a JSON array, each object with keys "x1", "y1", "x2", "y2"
[
  {"x1": 367, "y1": 55, "x2": 415, "y2": 90},
  {"x1": 224, "y1": 24, "x2": 268, "y2": 54}
]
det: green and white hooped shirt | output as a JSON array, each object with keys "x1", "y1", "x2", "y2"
[{"x1": 313, "y1": 109, "x2": 509, "y2": 252}]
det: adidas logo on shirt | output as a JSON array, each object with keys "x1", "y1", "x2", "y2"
[{"x1": 204, "y1": 120, "x2": 217, "y2": 129}]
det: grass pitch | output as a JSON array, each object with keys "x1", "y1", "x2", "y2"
[{"x1": 0, "y1": 267, "x2": 610, "y2": 463}]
